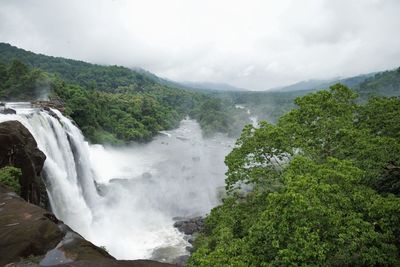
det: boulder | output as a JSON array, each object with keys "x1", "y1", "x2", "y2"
[
  {"x1": 0, "y1": 108, "x2": 17, "y2": 114},
  {"x1": 0, "y1": 184, "x2": 64, "y2": 266},
  {"x1": 32, "y1": 100, "x2": 65, "y2": 113},
  {"x1": 0, "y1": 120, "x2": 46, "y2": 204},
  {"x1": 173, "y1": 217, "x2": 204, "y2": 235}
]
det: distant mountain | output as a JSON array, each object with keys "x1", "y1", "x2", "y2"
[
  {"x1": 181, "y1": 81, "x2": 248, "y2": 92},
  {"x1": 270, "y1": 73, "x2": 376, "y2": 93}
]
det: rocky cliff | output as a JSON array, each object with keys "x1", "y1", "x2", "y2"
[{"x1": 0, "y1": 120, "x2": 46, "y2": 205}]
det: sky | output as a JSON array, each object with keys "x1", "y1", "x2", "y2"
[{"x1": 0, "y1": 0, "x2": 400, "y2": 90}]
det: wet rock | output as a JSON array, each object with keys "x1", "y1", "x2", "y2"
[
  {"x1": 0, "y1": 120, "x2": 46, "y2": 205},
  {"x1": 173, "y1": 216, "x2": 204, "y2": 235},
  {"x1": 0, "y1": 108, "x2": 17, "y2": 114},
  {"x1": 0, "y1": 184, "x2": 64, "y2": 266},
  {"x1": 32, "y1": 100, "x2": 65, "y2": 113},
  {"x1": 42, "y1": 107, "x2": 59, "y2": 119}
]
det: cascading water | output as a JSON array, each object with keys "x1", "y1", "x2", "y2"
[
  {"x1": 0, "y1": 103, "x2": 97, "y2": 234},
  {"x1": 0, "y1": 103, "x2": 233, "y2": 261}
]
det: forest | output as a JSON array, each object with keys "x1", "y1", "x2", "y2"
[
  {"x1": 0, "y1": 43, "x2": 246, "y2": 143},
  {"x1": 188, "y1": 84, "x2": 400, "y2": 266},
  {"x1": 1, "y1": 42, "x2": 399, "y2": 143}
]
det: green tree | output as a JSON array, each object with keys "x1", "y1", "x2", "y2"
[{"x1": 189, "y1": 84, "x2": 400, "y2": 266}]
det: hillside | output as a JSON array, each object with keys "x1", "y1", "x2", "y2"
[
  {"x1": 355, "y1": 67, "x2": 400, "y2": 98},
  {"x1": 1, "y1": 42, "x2": 399, "y2": 143},
  {"x1": 269, "y1": 73, "x2": 375, "y2": 93},
  {"x1": 0, "y1": 43, "x2": 244, "y2": 143},
  {"x1": 181, "y1": 81, "x2": 247, "y2": 92},
  {"x1": 0, "y1": 43, "x2": 158, "y2": 92}
]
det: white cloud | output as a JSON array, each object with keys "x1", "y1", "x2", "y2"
[{"x1": 0, "y1": 0, "x2": 399, "y2": 90}]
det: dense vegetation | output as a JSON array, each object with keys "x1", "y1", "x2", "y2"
[
  {"x1": 188, "y1": 84, "x2": 400, "y2": 266},
  {"x1": 208, "y1": 89, "x2": 311, "y2": 123},
  {"x1": 0, "y1": 43, "x2": 159, "y2": 92},
  {"x1": 0, "y1": 43, "x2": 248, "y2": 143},
  {"x1": 0, "y1": 166, "x2": 22, "y2": 194},
  {"x1": 0, "y1": 60, "x2": 50, "y2": 100}
]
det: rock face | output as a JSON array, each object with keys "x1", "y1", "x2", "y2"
[
  {"x1": 0, "y1": 120, "x2": 46, "y2": 205},
  {"x1": 32, "y1": 100, "x2": 65, "y2": 113},
  {"x1": 0, "y1": 184, "x2": 177, "y2": 267}
]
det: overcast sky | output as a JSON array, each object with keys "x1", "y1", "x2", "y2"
[{"x1": 0, "y1": 0, "x2": 400, "y2": 90}]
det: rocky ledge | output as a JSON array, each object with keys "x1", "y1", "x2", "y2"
[
  {"x1": 32, "y1": 100, "x2": 65, "y2": 113},
  {"x1": 173, "y1": 216, "x2": 205, "y2": 255},
  {"x1": 0, "y1": 120, "x2": 46, "y2": 205},
  {"x1": 173, "y1": 217, "x2": 204, "y2": 236},
  {"x1": 0, "y1": 184, "x2": 177, "y2": 267}
]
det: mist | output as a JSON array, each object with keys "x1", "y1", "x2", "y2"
[{"x1": 88, "y1": 119, "x2": 233, "y2": 259}]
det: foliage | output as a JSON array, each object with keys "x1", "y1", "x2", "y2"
[
  {"x1": 0, "y1": 53, "x2": 236, "y2": 142},
  {"x1": 189, "y1": 84, "x2": 400, "y2": 266},
  {"x1": 0, "y1": 60, "x2": 50, "y2": 100},
  {"x1": 49, "y1": 78, "x2": 181, "y2": 143},
  {"x1": 0, "y1": 166, "x2": 22, "y2": 194}
]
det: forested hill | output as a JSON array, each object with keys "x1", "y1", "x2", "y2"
[
  {"x1": 355, "y1": 67, "x2": 400, "y2": 98},
  {"x1": 0, "y1": 43, "x2": 245, "y2": 143},
  {"x1": 1, "y1": 42, "x2": 399, "y2": 144},
  {"x1": 0, "y1": 42, "x2": 159, "y2": 92}
]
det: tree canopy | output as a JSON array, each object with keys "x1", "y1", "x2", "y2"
[{"x1": 189, "y1": 84, "x2": 400, "y2": 266}]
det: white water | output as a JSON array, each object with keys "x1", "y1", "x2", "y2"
[
  {"x1": 235, "y1": 104, "x2": 258, "y2": 127},
  {"x1": 0, "y1": 103, "x2": 232, "y2": 261}
]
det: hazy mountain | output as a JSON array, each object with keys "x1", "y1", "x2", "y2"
[
  {"x1": 181, "y1": 81, "x2": 248, "y2": 92},
  {"x1": 269, "y1": 74, "x2": 376, "y2": 92}
]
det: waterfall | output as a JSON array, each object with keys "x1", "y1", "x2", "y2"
[
  {"x1": 0, "y1": 103, "x2": 232, "y2": 261},
  {"x1": 0, "y1": 104, "x2": 97, "y2": 234}
]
